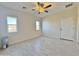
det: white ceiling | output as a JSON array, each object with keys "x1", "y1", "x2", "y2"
[{"x1": 0, "y1": 2, "x2": 78, "y2": 17}]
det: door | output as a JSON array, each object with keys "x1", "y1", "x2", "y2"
[{"x1": 60, "y1": 17, "x2": 74, "y2": 40}]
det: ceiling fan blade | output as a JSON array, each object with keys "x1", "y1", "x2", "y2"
[
  {"x1": 45, "y1": 10, "x2": 48, "y2": 13},
  {"x1": 44, "y1": 4, "x2": 52, "y2": 9},
  {"x1": 38, "y1": 12, "x2": 40, "y2": 14},
  {"x1": 37, "y1": 2, "x2": 44, "y2": 7},
  {"x1": 40, "y1": 3, "x2": 44, "y2": 7},
  {"x1": 32, "y1": 8, "x2": 35, "y2": 11},
  {"x1": 37, "y1": 2, "x2": 41, "y2": 6}
]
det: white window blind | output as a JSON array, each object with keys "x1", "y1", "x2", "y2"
[
  {"x1": 36, "y1": 21, "x2": 40, "y2": 30},
  {"x1": 7, "y1": 16, "x2": 17, "y2": 33}
]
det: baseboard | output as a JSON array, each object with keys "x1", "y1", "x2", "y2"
[
  {"x1": 9, "y1": 35, "x2": 42, "y2": 46},
  {"x1": 43, "y1": 35, "x2": 60, "y2": 40},
  {"x1": 60, "y1": 38, "x2": 73, "y2": 42},
  {"x1": 43, "y1": 35, "x2": 74, "y2": 42}
]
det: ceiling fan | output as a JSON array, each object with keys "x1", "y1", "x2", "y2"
[{"x1": 32, "y1": 2, "x2": 52, "y2": 14}]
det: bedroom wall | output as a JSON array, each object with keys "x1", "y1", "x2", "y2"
[
  {"x1": 42, "y1": 7, "x2": 77, "y2": 40},
  {"x1": 76, "y1": 5, "x2": 79, "y2": 42},
  {"x1": 0, "y1": 6, "x2": 42, "y2": 45}
]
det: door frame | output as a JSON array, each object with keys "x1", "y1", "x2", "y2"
[{"x1": 60, "y1": 17, "x2": 75, "y2": 41}]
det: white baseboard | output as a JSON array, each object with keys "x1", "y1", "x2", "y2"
[
  {"x1": 43, "y1": 35, "x2": 60, "y2": 40},
  {"x1": 9, "y1": 35, "x2": 42, "y2": 46}
]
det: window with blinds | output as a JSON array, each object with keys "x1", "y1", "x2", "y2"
[
  {"x1": 7, "y1": 16, "x2": 17, "y2": 33},
  {"x1": 36, "y1": 21, "x2": 40, "y2": 31}
]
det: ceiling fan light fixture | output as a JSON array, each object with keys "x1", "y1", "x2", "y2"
[{"x1": 32, "y1": 2, "x2": 52, "y2": 14}]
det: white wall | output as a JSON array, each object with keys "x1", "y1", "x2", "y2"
[
  {"x1": 42, "y1": 17, "x2": 60, "y2": 39},
  {"x1": 0, "y1": 6, "x2": 42, "y2": 45},
  {"x1": 77, "y1": 5, "x2": 79, "y2": 42},
  {"x1": 42, "y1": 7, "x2": 77, "y2": 40}
]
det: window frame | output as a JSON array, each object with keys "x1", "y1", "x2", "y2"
[
  {"x1": 6, "y1": 16, "x2": 18, "y2": 33},
  {"x1": 35, "y1": 20, "x2": 41, "y2": 31}
]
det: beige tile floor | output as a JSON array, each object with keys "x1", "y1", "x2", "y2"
[{"x1": 0, "y1": 36, "x2": 79, "y2": 56}]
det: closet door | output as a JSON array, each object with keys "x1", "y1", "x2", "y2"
[{"x1": 60, "y1": 17, "x2": 74, "y2": 40}]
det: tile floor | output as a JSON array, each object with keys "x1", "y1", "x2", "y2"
[{"x1": 0, "y1": 36, "x2": 79, "y2": 56}]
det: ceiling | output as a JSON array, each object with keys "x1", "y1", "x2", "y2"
[{"x1": 0, "y1": 2, "x2": 78, "y2": 17}]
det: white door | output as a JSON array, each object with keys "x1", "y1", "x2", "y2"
[{"x1": 60, "y1": 17, "x2": 74, "y2": 40}]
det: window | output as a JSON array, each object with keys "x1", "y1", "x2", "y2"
[
  {"x1": 7, "y1": 16, "x2": 17, "y2": 33},
  {"x1": 36, "y1": 21, "x2": 40, "y2": 30}
]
